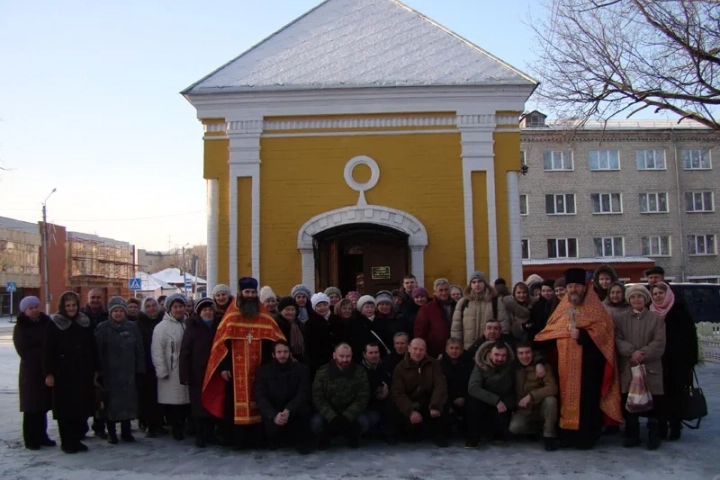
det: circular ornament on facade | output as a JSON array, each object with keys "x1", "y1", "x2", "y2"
[{"x1": 344, "y1": 155, "x2": 380, "y2": 193}]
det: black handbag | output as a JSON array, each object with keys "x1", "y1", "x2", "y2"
[{"x1": 681, "y1": 368, "x2": 708, "y2": 430}]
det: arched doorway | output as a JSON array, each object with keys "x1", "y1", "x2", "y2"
[{"x1": 315, "y1": 224, "x2": 409, "y2": 294}]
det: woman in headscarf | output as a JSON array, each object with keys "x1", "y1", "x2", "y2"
[
  {"x1": 136, "y1": 297, "x2": 165, "y2": 437},
  {"x1": 650, "y1": 282, "x2": 699, "y2": 441},
  {"x1": 43, "y1": 291, "x2": 97, "y2": 454},
  {"x1": 506, "y1": 282, "x2": 535, "y2": 342},
  {"x1": 13, "y1": 296, "x2": 54, "y2": 450}
]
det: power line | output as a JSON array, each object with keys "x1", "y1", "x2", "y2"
[{"x1": 54, "y1": 210, "x2": 205, "y2": 223}]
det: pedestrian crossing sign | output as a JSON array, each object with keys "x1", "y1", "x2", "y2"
[{"x1": 129, "y1": 278, "x2": 142, "y2": 290}]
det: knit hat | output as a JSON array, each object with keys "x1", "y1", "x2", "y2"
[
  {"x1": 291, "y1": 284, "x2": 312, "y2": 299},
  {"x1": 625, "y1": 284, "x2": 650, "y2": 304},
  {"x1": 324, "y1": 286, "x2": 342, "y2": 298},
  {"x1": 553, "y1": 278, "x2": 566, "y2": 289},
  {"x1": 19, "y1": 296, "x2": 40, "y2": 313},
  {"x1": 278, "y1": 296, "x2": 298, "y2": 313},
  {"x1": 311, "y1": 293, "x2": 330, "y2": 310},
  {"x1": 525, "y1": 274, "x2": 544, "y2": 285},
  {"x1": 564, "y1": 268, "x2": 587, "y2": 286},
  {"x1": 375, "y1": 292, "x2": 394, "y2": 306},
  {"x1": 194, "y1": 297, "x2": 215, "y2": 315},
  {"x1": 357, "y1": 295, "x2": 376, "y2": 311},
  {"x1": 212, "y1": 284, "x2": 231, "y2": 296},
  {"x1": 468, "y1": 271, "x2": 489, "y2": 285},
  {"x1": 259, "y1": 286, "x2": 276, "y2": 303},
  {"x1": 164, "y1": 293, "x2": 187, "y2": 310},
  {"x1": 238, "y1": 277, "x2": 258, "y2": 292},
  {"x1": 346, "y1": 291, "x2": 361, "y2": 301},
  {"x1": 107, "y1": 296, "x2": 128, "y2": 313},
  {"x1": 411, "y1": 287, "x2": 429, "y2": 298}
]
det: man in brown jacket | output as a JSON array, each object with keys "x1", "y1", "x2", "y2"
[
  {"x1": 391, "y1": 338, "x2": 449, "y2": 447},
  {"x1": 509, "y1": 341, "x2": 559, "y2": 451}
]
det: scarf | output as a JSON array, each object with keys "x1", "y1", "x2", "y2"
[
  {"x1": 297, "y1": 306, "x2": 309, "y2": 324},
  {"x1": 650, "y1": 282, "x2": 675, "y2": 318},
  {"x1": 201, "y1": 317, "x2": 214, "y2": 328},
  {"x1": 289, "y1": 320, "x2": 305, "y2": 358}
]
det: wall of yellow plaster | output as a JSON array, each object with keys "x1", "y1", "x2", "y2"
[
  {"x1": 203, "y1": 138, "x2": 230, "y2": 285},
  {"x1": 237, "y1": 177, "x2": 253, "y2": 278},
  {"x1": 493, "y1": 128, "x2": 522, "y2": 281},
  {"x1": 471, "y1": 171, "x2": 489, "y2": 278},
  {"x1": 259, "y1": 133, "x2": 466, "y2": 295}
]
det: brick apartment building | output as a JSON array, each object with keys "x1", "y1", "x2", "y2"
[{"x1": 519, "y1": 111, "x2": 720, "y2": 282}]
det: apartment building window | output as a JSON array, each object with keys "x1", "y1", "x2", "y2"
[
  {"x1": 543, "y1": 150, "x2": 573, "y2": 171},
  {"x1": 547, "y1": 238, "x2": 578, "y2": 258},
  {"x1": 642, "y1": 236, "x2": 671, "y2": 256},
  {"x1": 639, "y1": 192, "x2": 669, "y2": 213},
  {"x1": 589, "y1": 150, "x2": 620, "y2": 170},
  {"x1": 636, "y1": 150, "x2": 666, "y2": 170},
  {"x1": 520, "y1": 194, "x2": 528, "y2": 215},
  {"x1": 685, "y1": 191, "x2": 714, "y2": 212},
  {"x1": 594, "y1": 237, "x2": 624, "y2": 257},
  {"x1": 591, "y1": 193, "x2": 622, "y2": 214},
  {"x1": 687, "y1": 234, "x2": 716, "y2": 255},
  {"x1": 682, "y1": 149, "x2": 711, "y2": 170},
  {"x1": 545, "y1": 194, "x2": 576, "y2": 215},
  {"x1": 522, "y1": 239, "x2": 530, "y2": 259}
]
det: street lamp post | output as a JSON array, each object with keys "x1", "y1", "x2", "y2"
[{"x1": 42, "y1": 188, "x2": 57, "y2": 313}]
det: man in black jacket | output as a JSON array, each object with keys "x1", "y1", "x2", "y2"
[
  {"x1": 361, "y1": 343, "x2": 393, "y2": 439},
  {"x1": 254, "y1": 341, "x2": 312, "y2": 454},
  {"x1": 440, "y1": 338, "x2": 474, "y2": 435}
]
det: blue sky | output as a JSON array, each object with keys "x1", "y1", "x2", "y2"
[{"x1": 0, "y1": 0, "x2": 545, "y2": 251}]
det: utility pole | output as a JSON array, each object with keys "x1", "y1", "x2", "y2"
[{"x1": 42, "y1": 188, "x2": 57, "y2": 313}]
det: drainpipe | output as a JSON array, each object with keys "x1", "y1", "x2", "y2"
[{"x1": 672, "y1": 132, "x2": 687, "y2": 281}]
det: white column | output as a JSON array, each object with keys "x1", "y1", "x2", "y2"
[
  {"x1": 300, "y1": 248, "x2": 315, "y2": 290},
  {"x1": 228, "y1": 174, "x2": 238, "y2": 292},
  {"x1": 206, "y1": 179, "x2": 219, "y2": 291},
  {"x1": 410, "y1": 245, "x2": 425, "y2": 287},
  {"x1": 506, "y1": 171, "x2": 523, "y2": 285}
]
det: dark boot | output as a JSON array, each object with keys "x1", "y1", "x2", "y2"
[
  {"x1": 194, "y1": 420, "x2": 207, "y2": 448},
  {"x1": 647, "y1": 419, "x2": 662, "y2": 450},
  {"x1": 623, "y1": 414, "x2": 641, "y2": 448},
  {"x1": 656, "y1": 419, "x2": 668, "y2": 439},
  {"x1": 92, "y1": 419, "x2": 107, "y2": 439},
  {"x1": 121, "y1": 421, "x2": 135, "y2": 442},
  {"x1": 107, "y1": 422, "x2": 119, "y2": 444},
  {"x1": 668, "y1": 421, "x2": 682, "y2": 441},
  {"x1": 544, "y1": 437, "x2": 560, "y2": 451}
]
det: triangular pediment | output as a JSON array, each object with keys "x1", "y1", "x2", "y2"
[{"x1": 183, "y1": 0, "x2": 536, "y2": 94}]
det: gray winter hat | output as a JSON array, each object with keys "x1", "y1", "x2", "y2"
[
  {"x1": 164, "y1": 293, "x2": 187, "y2": 310},
  {"x1": 324, "y1": 286, "x2": 342, "y2": 298},
  {"x1": 291, "y1": 284, "x2": 312, "y2": 299},
  {"x1": 107, "y1": 296, "x2": 128, "y2": 313},
  {"x1": 468, "y1": 271, "x2": 489, "y2": 285},
  {"x1": 212, "y1": 284, "x2": 231, "y2": 295}
]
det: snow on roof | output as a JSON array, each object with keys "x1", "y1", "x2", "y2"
[
  {"x1": 523, "y1": 256, "x2": 655, "y2": 266},
  {"x1": 135, "y1": 271, "x2": 178, "y2": 291},
  {"x1": 0, "y1": 216, "x2": 38, "y2": 232},
  {"x1": 151, "y1": 268, "x2": 207, "y2": 285},
  {"x1": 183, "y1": 0, "x2": 536, "y2": 94}
]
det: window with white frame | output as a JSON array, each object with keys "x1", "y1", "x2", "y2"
[
  {"x1": 593, "y1": 237, "x2": 624, "y2": 257},
  {"x1": 521, "y1": 239, "x2": 530, "y2": 259},
  {"x1": 547, "y1": 238, "x2": 578, "y2": 258},
  {"x1": 636, "y1": 150, "x2": 666, "y2": 170},
  {"x1": 543, "y1": 150, "x2": 573, "y2": 171},
  {"x1": 681, "y1": 149, "x2": 711, "y2": 170},
  {"x1": 520, "y1": 194, "x2": 528, "y2": 215},
  {"x1": 591, "y1": 193, "x2": 622, "y2": 214},
  {"x1": 642, "y1": 236, "x2": 671, "y2": 256},
  {"x1": 687, "y1": 234, "x2": 716, "y2": 255},
  {"x1": 589, "y1": 150, "x2": 620, "y2": 170},
  {"x1": 685, "y1": 191, "x2": 714, "y2": 212},
  {"x1": 639, "y1": 192, "x2": 669, "y2": 213},
  {"x1": 545, "y1": 194, "x2": 576, "y2": 215}
]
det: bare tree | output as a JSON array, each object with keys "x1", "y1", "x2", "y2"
[
  {"x1": 531, "y1": 0, "x2": 720, "y2": 129},
  {"x1": 190, "y1": 245, "x2": 207, "y2": 279}
]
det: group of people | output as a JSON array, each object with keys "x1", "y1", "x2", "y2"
[{"x1": 12, "y1": 264, "x2": 698, "y2": 455}]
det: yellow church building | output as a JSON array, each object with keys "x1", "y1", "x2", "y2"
[{"x1": 182, "y1": 0, "x2": 537, "y2": 295}]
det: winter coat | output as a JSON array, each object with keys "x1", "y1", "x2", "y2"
[
  {"x1": 13, "y1": 312, "x2": 52, "y2": 413},
  {"x1": 468, "y1": 341, "x2": 516, "y2": 408},
  {"x1": 603, "y1": 301, "x2": 630, "y2": 318},
  {"x1": 451, "y1": 291, "x2": 508, "y2": 350},
  {"x1": 399, "y1": 302, "x2": 420, "y2": 339},
  {"x1": 151, "y1": 313, "x2": 189, "y2": 405},
  {"x1": 255, "y1": 360, "x2": 311, "y2": 420},
  {"x1": 214, "y1": 296, "x2": 234, "y2": 323},
  {"x1": 440, "y1": 351, "x2": 474, "y2": 402},
  {"x1": 662, "y1": 301, "x2": 699, "y2": 397},
  {"x1": 362, "y1": 359, "x2": 393, "y2": 411},
  {"x1": 179, "y1": 316, "x2": 218, "y2": 418},
  {"x1": 303, "y1": 313, "x2": 333, "y2": 370},
  {"x1": 505, "y1": 296, "x2": 534, "y2": 341},
  {"x1": 82, "y1": 305, "x2": 109, "y2": 330},
  {"x1": 414, "y1": 299, "x2": 454, "y2": 358},
  {"x1": 42, "y1": 313, "x2": 97, "y2": 420},
  {"x1": 391, "y1": 354, "x2": 447, "y2": 417},
  {"x1": 95, "y1": 319, "x2": 145, "y2": 421},
  {"x1": 312, "y1": 361, "x2": 369, "y2": 422},
  {"x1": 137, "y1": 312, "x2": 163, "y2": 377},
  {"x1": 514, "y1": 361, "x2": 558, "y2": 405},
  {"x1": 527, "y1": 297, "x2": 555, "y2": 343},
  {"x1": 613, "y1": 309, "x2": 666, "y2": 395},
  {"x1": 346, "y1": 315, "x2": 393, "y2": 363}
]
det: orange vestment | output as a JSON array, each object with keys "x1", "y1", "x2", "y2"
[
  {"x1": 201, "y1": 302, "x2": 285, "y2": 425},
  {"x1": 534, "y1": 286, "x2": 623, "y2": 430}
]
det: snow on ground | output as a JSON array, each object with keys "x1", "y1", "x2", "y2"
[{"x1": 0, "y1": 325, "x2": 718, "y2": 480}]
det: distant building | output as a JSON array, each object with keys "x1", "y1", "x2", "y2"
[
  {"x1": 136, "y1": 249, "x2": 169, "y2": 273},
  {"x1": 519, "y1": 112, "x2": 720, "y2": 282},
  {"x1": 67, "y1": 231, "x2": 135, "y2": 300},
  {"x1": 0, "y1": 217, "x2": 42, "y2": 314}
]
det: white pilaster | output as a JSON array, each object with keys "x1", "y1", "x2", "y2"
[
  {"x1": 458, "y1": 114, "x2": 498, "y2": 281},
  {"x1": 300, "y1": 248, "x2": 315, "y2": 290},
  {"x1": 206, "y1": 179, "x2": 219, "y2": 291},
  {"x1": 410, "y1": 245, "x2": 425, "y2": 287},
  {"x1": 506, "y1": 171, "x2": 523, "y2": 284},
  {"x1": 228, "y1": 117, "x2": 263, "y2": 288}
]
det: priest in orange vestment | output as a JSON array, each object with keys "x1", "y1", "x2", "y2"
[
  {"x1": 534, "y1": 268, "x2": 623, "y2": 450},
  {"x1": 202, "y1": 277, "x2": 285, "y2": 447}
]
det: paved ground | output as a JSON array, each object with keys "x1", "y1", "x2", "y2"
[{"x1": 0, "y1": 329, "x2": 718, "y2": 480}]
